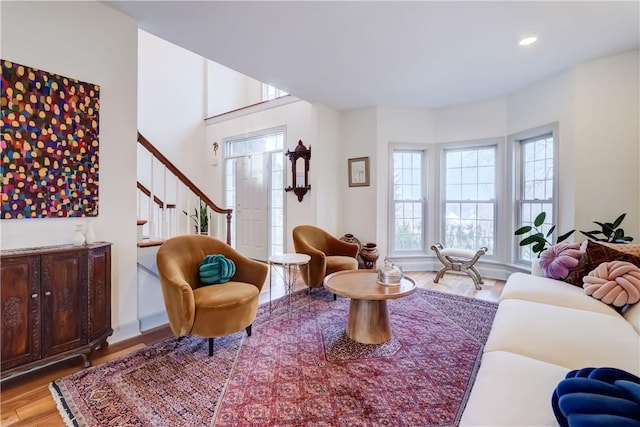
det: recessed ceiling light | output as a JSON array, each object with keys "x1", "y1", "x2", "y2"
[{"x1": 519, "y1": 36, "x2": 538, "y2": 46}]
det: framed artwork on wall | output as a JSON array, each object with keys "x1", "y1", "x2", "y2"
[
  {"x1": 1, "y1": 59, "x2": 100, "y2": 219},
  {"x1": 348, "y1": 157, "x2": 370, "y2": 187}
]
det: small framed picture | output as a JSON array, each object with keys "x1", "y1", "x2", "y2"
[{"x1": 348, "y1": 157, "x2": 370, "y2": 187}]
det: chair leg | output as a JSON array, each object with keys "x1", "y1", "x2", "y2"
[
  {"x1": 245, "y1": 324, "x2": 252, "y2": 337},
  {"x1": 208, "y1": 337, "x2": 214, "y2": 356}
]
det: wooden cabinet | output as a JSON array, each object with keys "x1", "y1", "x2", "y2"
[{"x1": 1, "y1": 243, "x2": 112, "y2": 380}]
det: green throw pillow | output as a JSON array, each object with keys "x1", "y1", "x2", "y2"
[{"x1": 199, "y1": 254, "x2": 236, "y2": 285}]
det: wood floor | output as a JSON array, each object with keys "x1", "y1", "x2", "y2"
[{"x1": 0, "y1": 271, "x2": 505, "y2": 427}]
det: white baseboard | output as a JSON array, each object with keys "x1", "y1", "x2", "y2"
[
  {"x1": 139, "y1": 311, "x2": 169, "y2": 332},
  {"x1": 108, "y1": 319, "x2": 141, "y2": 344}
]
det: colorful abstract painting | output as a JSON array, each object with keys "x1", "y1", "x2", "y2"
[{"x1": 1, "y1": 59, "x2": 100, "y2": 219}]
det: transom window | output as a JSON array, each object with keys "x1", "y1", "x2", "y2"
[
  {"x1": 443, "y1": 146, "x2": 496, "y2": 253},
  {"x1": 262, "y1": 84, "x2": 288, "y2": 101}
]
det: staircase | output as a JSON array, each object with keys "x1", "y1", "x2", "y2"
[{"x1": 136, "y1": 131, "x2": 232, "y2": 246}]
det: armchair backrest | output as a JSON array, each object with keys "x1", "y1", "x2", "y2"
[
  {"x1": 157, "y1": 235, "x2": 267, "y2": 290},
  {"x1": 292, "y1": 225, "x2": 333, "y2": 253}
]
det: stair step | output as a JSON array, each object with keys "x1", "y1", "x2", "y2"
[
  {"x1": 137, "y1": 219, "x2": 148, "y2": 226},
  {"x1": 137, "y1": 240, "x2": 165, "y2": 248}
]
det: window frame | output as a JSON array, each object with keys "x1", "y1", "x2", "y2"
[
  {"x1": 388, "y1": 144, "x2": 431, "y2": 257},
  {"x1": 438, "y1": 139, "x2": 502, "y2": 257},
  {"x1": 510, "y1": 123, "x2": 560, "y2": 265}
]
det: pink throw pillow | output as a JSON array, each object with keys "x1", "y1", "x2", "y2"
[
  {"x1": 539, "y1": 243, "x2": 584, "y2": 280},
  {"x1": 583, "y1": 261, "x2": 640, "y2": 307}
]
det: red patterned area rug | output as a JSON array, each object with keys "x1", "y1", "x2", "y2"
[{"x1": 50, "y1": 288, "x2": 497, "y2": 427}]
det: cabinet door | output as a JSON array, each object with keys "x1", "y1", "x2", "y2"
[
  {"x1": 88, "y1": 245, "x2": 112, "y2": 341},
  {"x1": 41, "y1": 251, "x2": 88, "y2": 357},
  {"x1": 1, "y1": 256, "x2": 41, "y2": 371}
]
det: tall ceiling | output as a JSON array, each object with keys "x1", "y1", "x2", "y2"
[{"x1": 105, "y1": 1, "x2": 639, "y2": 111}]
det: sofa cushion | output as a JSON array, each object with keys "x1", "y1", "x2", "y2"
[
  {"x1": 500, "y1": 273, "x2": 619, "y2": 316},
  {"x1": 484, "y1": 299, "x2": 640, "y2": 373},
  {"x1": 599, "y1": 242, "x2": 640, "y2": 258},
  {"x1": 583, "y1": 261, "x2": 640, "y2": 307},
  {"x1": 552, "y1": 367, "x2": 640, "y2": 427},
  {"x1": 565, "y1": 241, "x2": 640, "y2": 287},
  {"x1": 539, "y1": 242, "x2": 583, "y2": 280},
  {"x1": 460, "y1": 351, "x2": 569, "y2": 426},
  {"x1": 623, "y1": 303, "x2": 640, "y2": 334}
]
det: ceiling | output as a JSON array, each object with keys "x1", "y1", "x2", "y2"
[{"x1": 104, "y1": 1, "x2": 639, "y2": 111}]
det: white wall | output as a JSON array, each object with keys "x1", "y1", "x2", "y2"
[
  {"x1": 340, "y1": 109, "x2": 379, "y2": 245},
  {"x1": 138, "y1": 30, "x2": 209, "y2": 193},
  {"x1": 435, "y1": 98, "x2": 507, "y2": 143},
  {"x1": 507, "y1": 69, "x2": 577, "y2": 234},
  {"x1": 573, "y1": 50, "x2": 639, "y2": 238},
  {"x1": 1, "y1": 1, "x2": 140, "y2": 342},
  {"x1": 207, "y1": 61, "x2": 262, "y2": 117},
  {"x1": 313, "y1": 105, "x2": 342, "y2": 233}
]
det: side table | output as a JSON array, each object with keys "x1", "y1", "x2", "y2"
[{"x1": 268, "y1": 253, "x2": 311, "y2": 314}]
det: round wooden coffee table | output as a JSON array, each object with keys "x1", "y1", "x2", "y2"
[{"x1": 323, "y1": 270, "x2": 416, "y2": 344}]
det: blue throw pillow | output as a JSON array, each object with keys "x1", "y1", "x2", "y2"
[
  {"x1": 199, "y1": 254, "x2": 236, "y2": 285},
  {"x1": 552, "y1": 367, "x2": 640, "y2": 427}
]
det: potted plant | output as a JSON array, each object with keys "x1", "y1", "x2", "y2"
[
  {"x1": 579, "y1": 213, "x2": 634, "y2": 243},
  {"x1": 515, "y1": 211, "x2": 575, "y2": 258},
  {"x1": 183, "y1": 201, "x2": 209, "y2": 234}
]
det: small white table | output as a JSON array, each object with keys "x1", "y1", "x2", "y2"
[{"x1": 268, "y1": 253, "x2": 311, "y2": 314}]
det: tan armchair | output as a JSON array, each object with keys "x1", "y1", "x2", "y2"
[
  {"x1": 156, "y1": 235, "x2": 268, "y2": 356},
  {"x1": 292, "y1": 225, "x2": 359, "y2": 291}
]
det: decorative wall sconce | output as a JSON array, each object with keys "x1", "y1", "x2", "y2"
[
  {"x1": 284, "y1": 140, "x2": 311, "y2": 202},
  {"x1": 212, "y1": 141, "x2": 219, "y2": 166}
]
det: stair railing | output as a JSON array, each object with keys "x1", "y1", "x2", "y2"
[{"x1": 137, "y1": 131, "x2": 232, "y2": 245}]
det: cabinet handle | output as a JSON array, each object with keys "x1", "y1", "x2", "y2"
[
  {"x1": 44, "y1": 291, "x2": 51, "y2": 296},
  {"x1": 31, "y1": 293, "x2": 38, "y2": 299}
]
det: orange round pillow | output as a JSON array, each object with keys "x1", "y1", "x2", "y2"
[{"x1": 582, "y1": 261, "x2": 640, "y2": 307}]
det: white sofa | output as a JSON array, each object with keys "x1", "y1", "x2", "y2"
[{"x1": 460, "y1": 272, "x2": 640, "y2": 426}]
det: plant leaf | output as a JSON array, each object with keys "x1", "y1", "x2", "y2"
[
  {"x1": 612, "y1": 213, "x2": 626, "y2": 229},
  {"x1": 515, "y1": 226, "x2": 532, "y2": 235},
  {"x1": 534, "y1": 212, "x2": 546, "y2": 227},
  {"x1": 557, "y1": 229, "x2": 575, "y2": 243},
  {"x1": 532, "y1": 242, "x2": 546, "y2": 254},
  {"x1": 546, "y1": 225, "x2": 556, "y2": 238},
  {"x1": 520, "y1": 234, "x2": 545, "y2": 246}
]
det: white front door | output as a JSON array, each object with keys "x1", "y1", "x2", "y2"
[{"x1": 235, "y1": 154, "x2": 269, "y2": 261}]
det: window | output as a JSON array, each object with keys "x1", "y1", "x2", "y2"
[
  {"x1": 516, "y1": 132, "x2": 555, "y2": 263},
  {"x1": 391, "y1": 150, "x2": 425, "y2": 253},
  {"x1": 262, "y1": 84, "x2": 288, "y2": 101},
  {"x1": 443, "y1": 146, "x2": 496, "y2": 253}
]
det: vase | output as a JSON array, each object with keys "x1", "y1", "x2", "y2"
[
  {"x1": 340, "y1": 233, "x2": 361, "y2": 256},
  {"x1": 85, "y1": 221, "x2": 96, "y2": 244},
  {"x1": 359, "y1": 242, "x2": 379, "y2": 269},
  {"x1": 72, "y1": 224, "x2": 85, "y2": 246}
]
